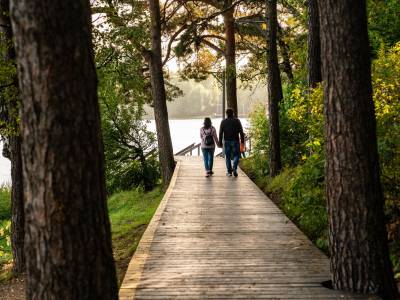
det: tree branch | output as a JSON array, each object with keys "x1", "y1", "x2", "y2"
[
  {"x1": 200, "y1": 34, "x2": 226, "y2": 41},
  {"x1": 162, "y1": 23, "x2": 188, "y2": 66},
  {"x1": 201, "y1": 39, "x2": 224, "y2": 54}
]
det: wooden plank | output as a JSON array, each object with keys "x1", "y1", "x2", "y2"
[{"x1": 119, "y1": 157, "x2": 379, "y2": 300}]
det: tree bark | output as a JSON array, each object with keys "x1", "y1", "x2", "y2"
[
  {"x1": 266, "y1": 0, "x2": 282, "y2": 177},
  {"x1": 148, "y1": 0, "x2": 175, "y2": 187},
  {"x1": 318, "y1": 1, "x2": 399, "y2": 298},
  {"x1": 10, "y1": 0, "x2": 118, "y2": 298},
  {"x1": 0, "y1": 0, "x2": 25, "y2": 274},
  {"x1": 9, "y1": 135, "x2": 25, "y2": 274},
  {"x1": 223, "y1": 0, "x2": 238, "y2": 116},
  {"x1": 307, "y1": 0, "x2": 322, "y2": 88}
]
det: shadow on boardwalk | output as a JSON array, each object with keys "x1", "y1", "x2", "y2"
[{"x1": 119, "y1": 156, "x2": 379, "y2": 300}]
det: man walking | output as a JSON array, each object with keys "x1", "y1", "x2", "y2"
[{"x1": 219, "y1": 108, "x2": 245, "y2": 177}]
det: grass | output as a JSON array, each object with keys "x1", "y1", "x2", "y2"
[
  {"x1": 0, "y1": 184, "x2": 164, "y2": 285},
  {"x1": 0, "y1": 185, "x2": 11, "y2": 220},
  {"x1": 0, "y1": 185, "x2": 12, "y2": 270},
  {"x1": 108, "y1": 187, "x2": 164, "y2": 285}
]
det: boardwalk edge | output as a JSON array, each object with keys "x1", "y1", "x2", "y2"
[{"x1": 118, "y1": 160, "x2": 181, "y2": 300}]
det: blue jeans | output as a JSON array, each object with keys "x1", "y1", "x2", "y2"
[
  {"x1": 202, "y1": 148, "x2": 215, "y2": 171},
  {"x1": 224, "y1": 140, "x2": 240, "y2": 173}
]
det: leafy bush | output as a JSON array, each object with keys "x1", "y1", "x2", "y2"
[
  {"x1": 248, "y1": 83, "x2": 324, "y2": 172},
  {"x1": 98, "y1": 60, "x2": 161, "y2": 193},
  {"x1": 247, "y1": 104, "x2": 269, "y2": 178},
  {"x1": 106, "y1": 156, "x2": 160, "y2": 194},
  {"x1": 368, "y1": 0, "x2": 400, "y2": 55},
  {"x1": 372, "y1": 43, "x2": 400, "y2": 209},
  {"x1": 372, "y1": 43, "x2": 400, "y2": 274}
]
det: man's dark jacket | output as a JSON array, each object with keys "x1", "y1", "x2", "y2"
[{"x1": 219, "y1": 117, "x2": 245, "y2": 143}]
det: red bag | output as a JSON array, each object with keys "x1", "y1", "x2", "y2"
[{"x1": 240, "y1": 143, "x2": 246, "y2": 153}]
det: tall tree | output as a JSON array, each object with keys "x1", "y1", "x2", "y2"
[
  {"x1": 10, "y1": 0, "x2": 118, "y2": 298},
  {"x1": 266, "y1": 0, "x2": 282, "y2": 176},
  {"x1": 91, "y1": 0, "x2": 176, "y2": 187},
  {"x1": 0, "y1": 0, "x2": 24, "y2": 274},
  {"x1": 223, "y1": 0, "x2": 238, "y2": 115},
  {"x1": 169, "y1": 0, "x2": 239, "y2": 115},
  {"x1": 318, "y1": 0, "x2": 399, "y2": 298},
  {"x1": 307, "y1": 0, "x2": 321, "y2": 88},
  {"x1": 148, "y1": 0, "x2": 175, "y2": 186}
]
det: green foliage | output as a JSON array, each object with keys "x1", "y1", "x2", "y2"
[
  {"x1": 0, "y1": 185, "x2": 11, "y2": 267},
  {"x1": 247, "y1": 104, "x2": 269, "y2": 177},
  {"x1": 98, "y1": 67, "x2": 160, "y2": 193},
  {"x1": 94, "y1": 5, "x2": 162, "y2": 193},
  {"x1": 372, "y1": 43, "x2": 400, "y2": 261},
  {"x1": 0, "y1": 34, "x2": 19, "y2": 138},
  {"x1": 247, "y1": 83, "x2": 323, "y2": 173},
  {"x1": 368, "y1": 0, "x2": 400, "y2": 55},
  {"x1": 245, "y1": 82, "x2": 327, "y2": 252},
  {"x1": 0, "y1": 220, "x2": 11, "y2": 265},
  {"x1": 275, "y1": 157, "x2": 327, "y2": 250}
]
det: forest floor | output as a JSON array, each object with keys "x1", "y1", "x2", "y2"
[
  {"x1": 0, "y1": 274, "x2": 25, "y2": 300},
  {"x1": 0, "y1": 186, "x2": 164, "y2": 299}
]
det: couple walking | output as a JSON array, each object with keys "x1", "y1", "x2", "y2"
[{"x1": 200, "y1": 108, "x2": 245, "y2": 177}]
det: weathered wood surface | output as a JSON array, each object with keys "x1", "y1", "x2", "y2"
[{"x1": 119, "y1": 157, "x2": 378, "y2": 299}]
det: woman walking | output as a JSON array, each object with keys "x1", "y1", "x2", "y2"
[{"x1": 200, "y1": 117, "x2": 219, "y2": 177}]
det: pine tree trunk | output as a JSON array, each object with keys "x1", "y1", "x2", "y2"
[
  {"x1": 148, "y1": 0, "x2": 175, "y2": 187},
  {"x1": 0, "y1": 0, "x2": 25, "y2": 274},
  {"x1": 318, "y1": 1, "x2": 399, "y2": 298},
  {"x1": 10, "y1": 0, "x2": 118, "y2": 298},
  {"x1": 223, "y1": 0, "x2": 238, "y2": 116},
  {"x1": 266, "y1": 0, "x2": 282, "y2": 177},
  {"x1": 9, "y1": 135, "x2": 25, "y2": 273},
  {"x1": 307, "y1": 0, "x2": 322, "y2": 88}
]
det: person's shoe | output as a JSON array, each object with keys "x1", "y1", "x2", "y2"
[
  {"x1": 205, "y1": 171, "x2": 210, "y2": 177},
  {"x1": 226, "y1": 172, "x2": 232, "y2": 177},
  {"x1": 209, "y1": 171, "x2": 214, "y2": 175},
  {"x1": 233, "y1": 170, "x2": 238, "y2": 177}
]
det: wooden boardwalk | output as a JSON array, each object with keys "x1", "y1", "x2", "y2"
[{"x1": 119, "y1": 157, "x2": 378, "y2": 299}]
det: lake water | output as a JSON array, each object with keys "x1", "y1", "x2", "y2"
[{"x1": 0, "y1": 118, "x2": 248, "y2": 184}]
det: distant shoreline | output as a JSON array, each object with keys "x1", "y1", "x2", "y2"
[{"x1": 144, "y1": 115, "x2": 249, "y2": 121}]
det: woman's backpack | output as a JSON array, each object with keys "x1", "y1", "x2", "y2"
[{"x1": 204, "y1": 128, "x2": 214, "y2": 146}]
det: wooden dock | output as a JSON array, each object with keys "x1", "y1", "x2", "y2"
[{"x1": 119, "y1": 157, "x2": 378, "y2": 299}]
